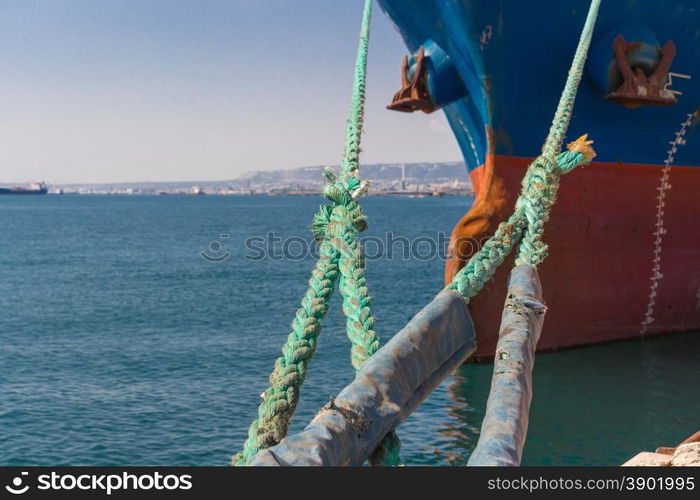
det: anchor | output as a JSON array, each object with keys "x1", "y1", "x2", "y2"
[
  {"x1": 605, "y1": 34, "x2": 678, "y2": 108},
  {"x1": 386, "y1": 46, "x2": 436, "y2": 113}
]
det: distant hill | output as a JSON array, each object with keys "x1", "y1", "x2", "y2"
[
  {"x1": 51, "y1": 161, "x2": 470, "y2": 193},
  {"x1": 239, "y1": 162, "x2": 469, "y2": 187}
]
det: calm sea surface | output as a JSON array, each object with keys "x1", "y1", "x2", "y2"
[{"x1": 1, "y1": 195, "x2": 698, "y2": 466}]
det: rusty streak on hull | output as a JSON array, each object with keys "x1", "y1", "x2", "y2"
[{"x1": 447, "y1": 155, "x2": 700, "y2": 360}]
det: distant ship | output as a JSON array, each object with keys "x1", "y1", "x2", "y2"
[{"x1": 0, "y1": 181, "x2": 47, "y2": 195}]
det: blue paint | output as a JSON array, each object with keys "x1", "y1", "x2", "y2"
[
  {"x1": 405, "y1": 39, "x2": 468, "y2": 111},
  {"x1": 378, "y1": 0, "x2": 700, "y2": 171},
  {"x1": 467, "y1": 265, "x2": 545, "y2": 466},
  {"x1": 251, "y1": 290, "x2": 476, "y2": 466}
]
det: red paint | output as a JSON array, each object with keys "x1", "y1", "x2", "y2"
[{"x1": 447, "y1": 155, "x2": 700, "y2": 359}]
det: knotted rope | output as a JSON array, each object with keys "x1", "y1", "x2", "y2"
[
  {"x1": 448, "y1": 0, "x2": 601, "y2": 299},
  {"x1": 235, "y1": 0, "x2": 602, "y2": 466},
  {"x1": 233, "y1": 0, "x2": 401, "y2": 466}
]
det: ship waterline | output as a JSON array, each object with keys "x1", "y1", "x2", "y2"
[{"x1": 378, "y1": 0, "x2": 700, "y2": 353}]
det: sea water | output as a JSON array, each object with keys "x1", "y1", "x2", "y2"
[{"x1": 1, "y1": 195, "x2": 698, "y2": 465}]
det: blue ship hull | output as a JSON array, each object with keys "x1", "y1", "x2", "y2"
[
  {"x1": 0, "y1": 187, "x2": 47, "y2": 195},
  {"x1": 378, "y1": 0, "x2": 700, "y2": 356},
  {"x1": 378, "y1": 0, "x2": 699, "y2": 170}
]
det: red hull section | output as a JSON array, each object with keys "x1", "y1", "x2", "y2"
[{"x1": 446, "y1": 155, "x2": 700, "y2": 360}]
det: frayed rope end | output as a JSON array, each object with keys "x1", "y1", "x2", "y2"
[{"x1": 567, "y1": 134, "x2": 596, "y2": 163}]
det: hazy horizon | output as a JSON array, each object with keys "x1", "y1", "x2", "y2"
[
  {"x1": 0, "y1": 1, "x2": 463, "y2": 184},
  {"x1": 42, "y1": 160, "x2": 467, "y2": 187}
]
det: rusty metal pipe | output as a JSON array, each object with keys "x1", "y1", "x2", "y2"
[{"x1": 249, "y1": 290, "x2": 476, "y2": 466}]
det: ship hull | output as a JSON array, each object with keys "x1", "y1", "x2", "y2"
[
  {"x1": 378, "y1": 0, "x2": 700, "y2": 356},
  {"x1": 0, "y1": 186, "x2": 47, "y2": 195},
  {"x1": 0, "y1": 190, "x2": 47, "y2": 195},
  {"x1": 458, "y1": 156, "x2": 700, "y2": 359}
]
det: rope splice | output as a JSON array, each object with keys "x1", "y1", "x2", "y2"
[
  {"x1": 233, "y1": 0, "x2": 402, "y2": 466},
  {"x1": 449, "y1": 0, "x2": 602, "y2": 298},
  {"x1": 236, "y1": 0, "x2": 602, "y2": 467}
]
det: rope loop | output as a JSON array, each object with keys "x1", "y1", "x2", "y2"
[{"x1": 235, "y1": 0, "x2": 402, "y2": 467}]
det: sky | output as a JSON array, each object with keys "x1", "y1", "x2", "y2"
[{"x1": 0, "y1": 0, "x2": 462, "y2": 184}]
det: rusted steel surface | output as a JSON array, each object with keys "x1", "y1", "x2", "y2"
[
  {"x1": 249, "y1": 290, "x2": 476, "y2": 466},
  {"x1": 467, "y1": 265, "x2": 545, "y2": 466},
  {"x1": 605, "y1": 35, "x2": 677, "y2": 108},
  {"x1": 387, "y1": 46, "x2": 436, "y2": 113},
  {"x1": 448, "y1": 155, "x2": 700, "y2": 358}
]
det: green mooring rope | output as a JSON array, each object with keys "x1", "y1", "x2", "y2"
[
  {"x1": 233, "y1": 0, "x2": 402, "y2": 466},
  {"x1": 448, "y1": 0, "x2": 601, "y2": 298},
  {"x1": 234, "y1": 0, "x2": 602, "y2": 466}
]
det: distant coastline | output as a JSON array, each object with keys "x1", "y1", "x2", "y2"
[{"x1": 6, "y1": 162, "x2": 472, "y2": 197}]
